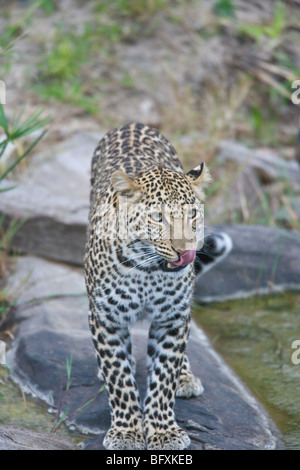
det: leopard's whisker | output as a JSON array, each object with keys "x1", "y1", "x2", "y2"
[
  {"x1": 117, "y1": 252, "x2": 156, "y2": 266},
  {"x1": 118, "y1": 253, "x2": 162, "y2": 280}
]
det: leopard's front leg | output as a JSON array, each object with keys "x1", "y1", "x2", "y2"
[
  {"x1": 89, "y1": 306, "x2": 145, "y2": 450},
  {"x1": 144, "y1": 312, "x2": 191, "y2": 450}
]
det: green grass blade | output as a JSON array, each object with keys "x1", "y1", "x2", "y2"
[
  {"x1": 0, "y1": 139, "x2": 9, "y2": 159},
  {"x1": 0, "y1": 129, "x2": 47, "y2": 183},
  {"x1": 11, "y1": 110, "x2": 51, "y2": 140},
  {"x1": 0, "y1": 184, "x2": 17, "y2": 192},
  {"x1": 0, "y1": 104, "x2": 9, "y2": 135}
]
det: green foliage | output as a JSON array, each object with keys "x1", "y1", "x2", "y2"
[
  {"x1": 0, "y1": 104, "x2": 50, "y2": 276},
  {"x1": 65, "y1": 351, "x2": 73, "y2": 391},
  {"x1": 249, "y1": 105, "x2": 263, "y2": 136},
  {"x1": 0, "y1": 290, "x2": 11, "y2": 327},
  {"x1": 39, "y1": 0, "x2": 56, "y2": 14},
  {"x1": 95, "y1": 0, "x2": 168, "y2": 18},
  {"x1": 35, "y1": 25, "x2": 101, "y2": 113},
  {"x1": 34, "y1": 81, "x2": 99, "y2": 115},
  {"x1": 118, "y1": 0, "x2": 167, "y2": 17},
  {"x1": 120, "y1": 72, "x2": 135, "y2": 88},
  {"x1": 0, "y1": 23, "x2": 23, "y2": 54},
  {"x1": 0, "y1": 105, "x2": 50, "y2": 141},
  {"x1": 38, "y1": 29, "x2": 92, "y2": 82},
  {"x1": 213, "y1": 0, "x2": 236, "y2": 18},
  {"x1": 237, "y1": 1, "x2": 286, "y2": 41},
  {"x1": 247, "y1": 105, "x2": 278, "y2": 146},
  {"x1": 0, "y1": 104, "x2": 51, "y2": 191},
  {"x1": 30, "y1": 0, "x2": 168, "y2": 113},
  {"x1": 0, "y1": 1, "x2": 46, "y2": 68}
]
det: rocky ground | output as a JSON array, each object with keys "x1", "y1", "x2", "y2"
[
  {"x1": 1, "y1": 129, "x2": 299, "y2": 450},
  {"x1": 0, "y1": 0, "x2": 300, "y2": 450},
  {"x1": 3, "y1": 244, "x2": 287, "y2": 450}
]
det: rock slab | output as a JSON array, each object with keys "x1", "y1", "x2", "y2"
[
  {"x1": 0, "y1": 425, "x2": 76, "y2": 450},
  {"x1": 195, "y1": 225, "x2": 300, "y2": 302},
  {"x1": 0, "y1": 132, "x2": 100, "y2": 266},
  {"x1": 5, "y1": 255, "x2": 284, "y2": 450}
]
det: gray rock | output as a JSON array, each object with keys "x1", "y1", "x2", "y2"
[
  {"x1": 195, "y1": 225, "x2": 300, "y2": 303},
  {"x1": 0, "y1": 132, "x2": 100, "y2": 266},
  {"x1": 0, "y1": 425, "x2": 76, "y2": 450},
  {"x1": 5, "y1": 255, "x2": 284, "y2": 450}
]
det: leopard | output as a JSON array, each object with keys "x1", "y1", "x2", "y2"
[{"x1": 84, "y1": 122, "x2": 232, "y2": 450}]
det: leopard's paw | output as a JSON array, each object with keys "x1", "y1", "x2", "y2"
[
  {"x1": 146, "y1": 428, "x2": 190, "y2": 450},
  {"x1": 176, "y1": 373, "x2": 204, "y2": 398},
  {"x1": 103, "y1": 427, "x2": 146, "y2": 450}
]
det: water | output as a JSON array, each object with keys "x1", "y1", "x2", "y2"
[{"x1": 193, "y1": 291, "x2": 300, "y2": 449}]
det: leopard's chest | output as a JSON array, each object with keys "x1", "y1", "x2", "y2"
[{"x1": 96, "y1": 263, "x2": 193, "y2": 326}]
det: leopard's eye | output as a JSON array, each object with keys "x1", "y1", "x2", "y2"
[
  {"x1": 150, "y1": 211, "x2": 163, "y2": 223},
  {"x1": 188, "y1": 208, "x2": 197, "y2": 219}
]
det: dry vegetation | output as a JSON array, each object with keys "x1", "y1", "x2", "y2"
[{"x1": 0, "y1": 0, "x2": 300, "y2": 229}]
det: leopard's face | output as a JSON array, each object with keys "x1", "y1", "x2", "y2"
[{"x1": 112, "y1": 164, "x2": 211, "y2": 267}]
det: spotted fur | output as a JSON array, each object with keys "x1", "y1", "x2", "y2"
[{"x1": 84, "y1": 123, "x2": 225, "y2": 450}]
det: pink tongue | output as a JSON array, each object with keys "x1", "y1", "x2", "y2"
[{"x1": 171, "y1": 249, "x2": 196, "y2": 267}]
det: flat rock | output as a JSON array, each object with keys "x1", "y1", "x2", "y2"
[
  {"x1": 195, "y1": 225, "x2": 300, "y2": 303},
  {"x1": 5, "y1": 255, "x2": 284, "y2": 450},
  {"x1": 0, "y1": 132, "x2": 100, "y2": 266},
  {"x1": 0, "y1": 425, "x2": 76, "y2": 450}
]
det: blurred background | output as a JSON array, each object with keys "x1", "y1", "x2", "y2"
[
  {"x1": 1, "y1": 0, "x2": 300, "y2": 228},
  {"x1": 0, "y1": 0, "x2": 300, "y2": 450}
]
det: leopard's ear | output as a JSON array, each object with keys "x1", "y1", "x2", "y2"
[
  {"x1": 186, "y1": 163, "x2": 211, "y2": 199},
  {"x1": 111, "y1": 171, "x2": 141, "y2": 203}
]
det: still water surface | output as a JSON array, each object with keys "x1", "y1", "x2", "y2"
[{"x1": 193, "y1": 292, "x2": 300, "y2": 449}]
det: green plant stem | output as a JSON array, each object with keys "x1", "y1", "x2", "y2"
[
  {"x1": 0, "y1": 129, "x2": 46, "y2": 185},
  {"x1": 51, "y1": 385, "x2": 105, "y2": 433}
]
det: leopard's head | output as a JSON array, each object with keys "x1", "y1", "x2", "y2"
[{"x1": 111, "y1": 164, "x2": 211, "y2": 269}]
